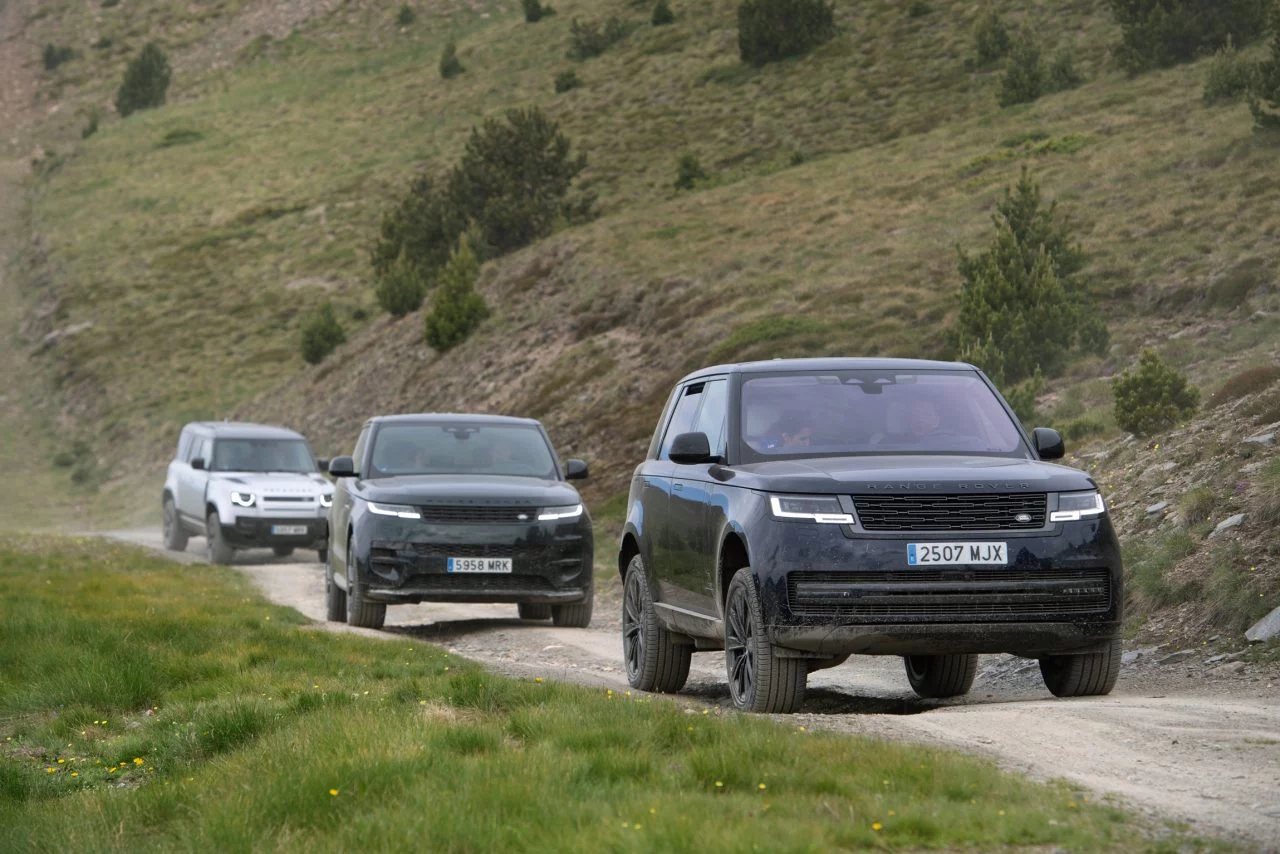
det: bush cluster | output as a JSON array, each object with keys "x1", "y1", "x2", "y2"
[
  {"x1": 554, "y1": 69, "x2": 581, "y2": 93},
  {"x1": 375, "y1": 260, "x2": 427, "y2": 317},
  {"x1": 652, "y1": 0, "x2": 675, "y2": 26},
  {"x1": 973, "y1": 8, "x2": 1011, "y2": 66},
  {"x1": 1204, "y1": 37, "x2": 1259, "y2": 104},
  {"x1": 396, "y1": 5, "x2": 415, "y2": 26},
  {"x1": 439, "y1": 39, "x2": 464, "y2": 78},
  {"x1": 1209, "y1": 365, "x2": 1280, "y2": 407},
  {"x1": 116, "y1": 42, "x2": 171, "y2": 117},
  {"x1": 737, "y1": 0, "x2": 835, "y2": 67},
  {"x1": 569, "y1": 17, "x2": 632, "y2": 60},
  {"x1": 908, "y1": 1, "x2": 932, "y2": 19},
  {"x1": 523, "y1": 0, "x2": 555, "y2": 23},
  {"x1": 299, "y1": 303, "x2": 347, "y2": 364},
  {"x1": 674, "y1": 153, "x2": 708, "y2": 189},
  {"x1": 425, "y1": 236, "x2": 489, "y2": 351},
  {"x1": 43, "y1": 44, "x2": 75, "y2": 71},
  {"x1": 1106, "y1": 0, "x2": 1269, "y2": 73},
  {"x1": 1251, "y1": 4, "x2": 1280, "y2": 129},
  {"x1": 955, "y1": 169, "x2": 1108, "y2": 389},
  {"x1": 1112, "y1": 350, "x2": 1200, "y2": 437},
  {"x1": 998, "y1": 33, "x2": 1082, "y2": 107}
]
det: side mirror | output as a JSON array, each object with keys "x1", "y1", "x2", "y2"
[
  {"x1": 1032, "y1": 427, "x2": 1065, "y2": 461},
  {"x1": 316, "y1": 458, "x2": 330, "y2": 473},
  {"x1": 190, "y1": 457, "x2": 206, "y2": 471},
  {"x1": 327, "y1": 455, "x2": 357, "y2": 478},
  {"x1": 565, "y1": 459, "x2": 589, "y2": 480},
  {"x1": 669, "y1": 432, "x2": 714, "y2": 465}
]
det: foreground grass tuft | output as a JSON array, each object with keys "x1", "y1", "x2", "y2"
[{"x1": 0, "y1": 537, "x2": 1159, "y2": 851}]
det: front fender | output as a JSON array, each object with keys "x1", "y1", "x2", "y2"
[{"x1": 204, "y1": 484, "x2": 238, "y2": 525}]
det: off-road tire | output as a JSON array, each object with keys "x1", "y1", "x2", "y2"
[
  {"x1": 162, "y1": 497, "x2": 188, "y2": 552},
  {"x1": 325, "y1": 554, "x2": 347, "y2": 623},
  {"x1": 272, "y1": 546, "x2": 294, "y2": 558},
  {"x1": 206, "y1": 511, "x2": 234, "y2": 565},
  {"x1": 622, "y1": 555, "x2": 691, "y2": 693},
  {"x1": 1039, "y1": 640, "x2": 1121, "y2": 697},
  {"x1": 518, "y1": 603, "x2": 552, "y2": 620},
  {"x1": 904, "y1": 654, "x2": 979, "y2": 699},
  {"x1": 551, "y1": 585, "x2": 594, "y2": 628},
  {"x1": 725, "y1": 567, "x2": 806, "y2": 713},
  {"x1": 345, "y1": 545, "x2": 386, "y2": 629}
]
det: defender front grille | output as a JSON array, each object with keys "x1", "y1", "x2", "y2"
[
  {"x1": 787, "y1": 567, "x2": 1111, "y2": 623},
  {"x1": 852, "y1": 493, "x2": 1047, "y2": 531}
]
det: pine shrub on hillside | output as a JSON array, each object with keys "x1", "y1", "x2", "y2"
[
  {"x1": 1047, "y1": 50, "x2": 1084, "y2": 91},
  {"x1": 674, "y1": 153, "x2": 708, "y2": 189},
  {"x1": 371, "y1": 173, "x2": 458, "y2": 284},
  {"x1": 955, "y1": 169, "x2": 1107, "y2": 388},
  {"x1": 439, "y1": 39, "x2": 464, "y2": 78},
  {"x1": 737, "y1": 0, "x2": 835, "y2": 67},
  {"x1": 523, "y1": 0, "x2": 555, "y2": 23},
  {"x1": 998, "y1": 35, "x2": 1044, "y2": 106},
  {"x1": 554, "y1": 69, "x2": 581, "y2": 93},
  {"x1": 299, "y1": 303, "x2": 346, "y2": 364},
  {"x1": 973, "y1": 7, "x2": 1011, "y2": 66},
  {"x1": 1204, "y1": 37, "x2": 1258, "y2": 104},
  {"x1": 375, "y1": 259, "x2": 428, "y2": 317},
  {"x1": 425, "y1": 236, "x2": 488, "y2": 351},
  {"x1": 1107, "y1": 0, "x2": 1269, "y2": 74},
  {"x1": 1251, "y1": 4, "x2": 1280, "y2": 129},
  {"x1": 43, "y1": 44, "x2": 75, "y2": 71},
  {"x1": 1112, "y1": 350, "x2": 1200, "y2": 436},
  {"x1": 652, "y1": 0, "x2": 675, "y2": 26},
  {"x1": 568, "y1": 17, "x2": 632, "y2": 60},
  {"x1": 115, "y1": 42, "x2": 171, "y2": 117},
  {"x1": 396, "y1": 5, "x2": 415, "y2": 26}
]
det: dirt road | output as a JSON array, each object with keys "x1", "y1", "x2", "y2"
[{"x1": 109, "y1": 528, "x2": 1280, "y2": 849}]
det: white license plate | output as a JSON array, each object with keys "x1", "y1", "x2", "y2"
[
  {"x1": 271, "y1": 525, "x2": 308, "y2": 536},
  {"x1": 447, "y1": 557, "x2": 513, "y2": 574},
  {"x1": 908, "y1": 542, "x2": 1007, "y2": 566}
]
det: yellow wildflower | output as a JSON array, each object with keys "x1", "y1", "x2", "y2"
[
  {"x1": 329, "y1": 789, "x2": 339, "y2": 797},
  {"x1": 872, "y1": 822, "x2": 882, "y2": 832}
]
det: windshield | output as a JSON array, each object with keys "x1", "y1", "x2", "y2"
[
  {"x1": 211, "y1": 438, "x2": 317, "y2": 473},
  {"x1": 368, "y1": 423, "x2": 558, "y2": 479},
  {"x1": 740, "y1": 370, "x2": 1025, "y2": 459}
]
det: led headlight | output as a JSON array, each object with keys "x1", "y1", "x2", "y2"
[
  {"x1": 769, "y1": 495, "x2": 854, "y2": 524},
  {"x1": 319, "y1": 493, "x2": 333, "y2": 509},
  {"x1": 230, "y1": 491, "x2": 256, "y2": 508},
  {"x1": 367, "y1": 502, "x2": 421, "y2": 519},
  {"x1": 538, "y1": 503, "x2": 584, "y2": 521},
  {"x1": 1050, "y1": 490, "x2": 1106, "y2": 522}
]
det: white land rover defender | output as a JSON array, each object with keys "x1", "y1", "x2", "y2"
[{"x1": 161, "y1": 422, "x2": 333, "y2": 565}]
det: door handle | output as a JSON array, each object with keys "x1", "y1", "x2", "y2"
[{"x1": 673, "y1": 483, "x2": 683, "y2": 492}]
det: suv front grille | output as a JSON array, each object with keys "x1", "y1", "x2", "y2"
[
  {"x1": 787, "y1": 568, "x2": 1111, "y2": 623},
  {"x1": 415, "y1": 505, "x2": 539, "y2": 524},
  {"x1": 852, "y1": 493, "x2": 1047, "y2": 531}
]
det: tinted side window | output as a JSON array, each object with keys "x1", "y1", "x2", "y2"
[
  {"x1": 352, "y1": 426, "x2": 371, "y2": 473},
  {"x1": 659, "y1": 384, "x2": 705, "y2": 460},
  {"x1": 690, "y1": 380, "x2": 729, "y2": 456}
]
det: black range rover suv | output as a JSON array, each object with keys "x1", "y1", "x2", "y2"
[
  {"x1": 325, "y1": 414, "x2": 594, "y2": 629},
  {"x1": 619, "y1": 358, "x2": 1123, "y2": 713}
]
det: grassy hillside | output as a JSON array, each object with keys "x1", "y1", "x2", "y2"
[
  {"x1": 3, "y1": 0, "x2": 1278, "y2": 633},
  {"x1": 0, "y1": 537, "x2": 1165, "y2": 850}
]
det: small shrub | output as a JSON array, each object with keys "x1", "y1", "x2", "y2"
[
  {"x1": 43, "y1": 44, "x2": 75, "y2": 71},
  {"x1": 1126, "y1": 529, "x2": 1199, "y2": 607},
  {"x1": 425, "y1": 236, "x2": 488, "y2": 351},
  {"x1": 396, "y1": 4, "x2": 415, "y2": 26},
  {"x1": 568, "y1": 17, "x2": 632, "y2": 59},
  {"x1": 998, "y1": 33, "x2": 1044, "y2": 107},
  {"x1": 1210, "y1": 365, "x2": 1280, "y2": 407},
  {"x1": 1203, "y1": 37, "x2": 1258, "y2": 104},
  {"x1": 1063, "y1": 416, "x2": 1107, "y2": 441},
  {"x1": 1046, "y1": 49, "x2": 1084, "y2": 91},
  {"x1": 973, "y1": 7, "x2": 1012, "y2": 66},
  {"x1": 1112, "y1": 350, "x2": 1200, "y2": 437},
  {"x1": 100, "y1": 0, "x2": 119, "y2": 7},
  {"x1": 300, "y1": 303, "x2": 346, "y2": 364},
  {"x1": 1255, "y1": 459, "x2": 1280, "y2": 526},
  {"x1": 737, "y1": 0, "x2": 835, "y2": 67},
  {"x1": 1251, "y1": 3, "x2": 1280, "y2": 129},
  {"x1": 522, "y1": 0, "x2": 555, "y2": 23},
  {"x1": 1002, "y1": 371, "x2": 1044, "y2": 424},
  {"x1": 1107, "y1": 0, "x2": 1269, "y2": 74},
  {"x1": 81, "y1": 108, "x2": 100, "y2": 140},
  {"x1": 115, "y1": 42, "x2": 171, "y2": 117},
  {"x1": 92, "y1": 36, "x2": 113, "y2": 50},
  {"x1": 157, "y1": 128, "x2": 203, "y2": 148},
  {"x1": 439, "y1": 39, "x2": 464, "y2": 79},
  {"x1": 554, "y1": 69, "x2": 581, "y2": 93},
  {"x1": 908, "y1": 1, "x2": 932, "y2": 18},
  {"x1": 652, "y1": 0, "x2": 675, "y2": 26},
  {"x1": 674, "y1": 153, "x2": 708, "y2": 189},
  {"x1": 1177, "y1": 486, "x2": 1217, "y2": 526},
  {"x1": 375, "y1": 260, "x2": 428, "y2": 317}
]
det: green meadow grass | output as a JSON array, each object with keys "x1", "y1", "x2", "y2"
[{"x1": 0, "y1": 536, "x2": 1171, "y2": 851}]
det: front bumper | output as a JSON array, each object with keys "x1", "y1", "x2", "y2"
[
  {"x1": 354, "y1": 515, "x2": 593, "y2": 605},
  {"x1": 221, "y1": 516, "x2": 329, "y2": 549},
  {"x1": 754, "y1": 516, "x2": 1123, "y2": 658}
]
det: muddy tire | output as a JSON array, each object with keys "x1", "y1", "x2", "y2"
[
  {"x1": 725, "y1": 567, "x2": 806, "y2": 713},
  {"x1": 345, "y1": 545, "x2": 386, "y2": 629},
  {"x1": 162, "y1": 497, "x2": 188, "y2": 552},
  {"x1": 904, "y1": 654, "x2": 978, "y2": 699},
  {"x1": 206, "y1": 512, "x2": 234, "y2": 565},
  {"x1": 551, "y1": 586, "x2": 593, "y2": 628},
  {"x1": 518, "y1": 603, "x2": 552, "y2": 621},
  {"x1": 1040, "y1": 640, "x2": 1121, "y2": 698},
  {"x1": 272, "y1": 546, "x2": 294, "y2": 558},
  {"x1": 325, "y1": 553, "x2": 347, "y2": 623},
  {"x1": 622, "y1": 555, "x2": 691, "y2": 693}
]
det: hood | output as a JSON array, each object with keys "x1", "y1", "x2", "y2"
[
  {"x1": 357, "y1": 474, "x2": 579, "y2": 507},
  {"x1": 212, "y1": 471, "x2": 332, "y2": 496},
  {"x1": 722, "y1": 455, "x2": 1096, "y2": 495}
]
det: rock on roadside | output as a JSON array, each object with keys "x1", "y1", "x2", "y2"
[{"x1": 1245, "y1": 605, "x2": 1280, "y2": 643}]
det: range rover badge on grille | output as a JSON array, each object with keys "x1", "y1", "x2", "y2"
[{"x1": 1015, "y1": 513, "x2": 1032, "y2": 523}]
